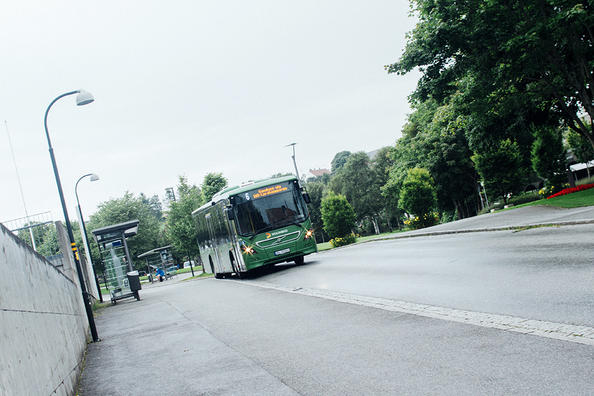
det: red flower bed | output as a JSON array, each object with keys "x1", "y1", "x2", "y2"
[{"x1": 547, "y1": 183, "x2": 594, "y2": 199}]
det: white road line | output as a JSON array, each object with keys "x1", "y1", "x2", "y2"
[{"x1": 233, "y1": 280, "x2": 594, "y2": 346}]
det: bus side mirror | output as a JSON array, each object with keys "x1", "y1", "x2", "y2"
[
  {"x1": 225, "y1": 207, "x2": 234, "y2": 220},
  {"x1": 302, "y1": 192, "x2": 311, "y2": 204}
]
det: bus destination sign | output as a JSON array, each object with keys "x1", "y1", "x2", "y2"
[{"x1": 252, "y1": 185, "x2": 288, "y2": 199}]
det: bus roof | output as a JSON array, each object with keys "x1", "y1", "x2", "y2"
[{"x1": 192, "y1": 174, "x2": 298, "y2": 215}]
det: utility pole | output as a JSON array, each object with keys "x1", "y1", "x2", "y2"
[{"x1": 286, "y1": 142, "x2": 300, "y2": 180}]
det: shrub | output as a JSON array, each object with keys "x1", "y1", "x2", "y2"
[
  {"x1": 403, "y1": 212, "x2": 439, "y2": 230},
  {"x1": 321, "y1": 192, "x2": 356, "y2": 238},
  {"x1": 507, "y1": 191, "x2": 541, "y2": 206},
  {"x1": 329, "y1": 234, "x2": 357, "y2": 248},
  {"x1": 398, "y1": 168, "x2": 437, "y2": 228}
]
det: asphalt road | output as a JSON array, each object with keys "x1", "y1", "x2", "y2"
[
  {"x1": 81, "y1": 211, "x2": 594, "y2": 395},
  {"x1": 250, "y1": 224, "x2": 594, "y2": 327},
  {"x1": 81, "y1": 275, "x2": 594, "y2": 395}
]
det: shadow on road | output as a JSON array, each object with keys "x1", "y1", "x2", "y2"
[{"x1": 232, "y1": 259, "x2": 320, "y2": 280}]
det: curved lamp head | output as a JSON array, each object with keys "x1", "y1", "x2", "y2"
[
  {"x1": 89, "y1": 173, "x2": 100, "y2": 182},
  {"x1": 76, "y1": 90, "x2": 94, "y2": 106}
]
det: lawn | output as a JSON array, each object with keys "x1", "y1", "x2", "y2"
[
  {"x1": 182, "y1": 272, "x2": 213, "y2": 281},
  {"x1": 512, "y1": 186, "x2": 594, "y2": 209}
]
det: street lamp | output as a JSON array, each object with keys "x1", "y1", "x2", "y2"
[
  {"x1": 44, "y1": 89, "x2": 99, "y2": 342},
  {"x1": 285, "y1": 142, "x2": 300, "y2": 180},
  {"x1": 75, "y1": 173, "x2": 102, "y2": 302}
]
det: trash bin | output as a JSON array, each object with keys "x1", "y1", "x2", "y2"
[{"x1": 127, "y1": 271, "x2": 142, "y2": 301}]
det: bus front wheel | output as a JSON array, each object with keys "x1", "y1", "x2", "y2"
[{"x1": 294, "y1": 256, "x2": 304, "y2": 266}]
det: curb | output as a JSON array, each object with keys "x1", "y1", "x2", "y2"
[{"x1": 318, "y1": 219, "x2": 594, "y2": 252}]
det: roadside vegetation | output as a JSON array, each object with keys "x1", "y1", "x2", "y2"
[
  {"x1": 508, "y1": 187, "x2": 594, "y2": 210},
  {"x1": 305, "y1": 0, "x2": 593, "y2": 248},
  {"x1": 15, "y1": 1, "x2": 594, "y2": 263}
]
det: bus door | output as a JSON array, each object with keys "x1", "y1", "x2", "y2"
[
  {"x1": 204, "y1": 213, "x2": 222, "y2": 273},
  {"x1": 226, "y1": 218, "x2": 244, "y2": 272}
]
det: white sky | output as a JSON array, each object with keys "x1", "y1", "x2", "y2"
[{"x1": 0, "y1": 0, "x2": 419, "y2": 226}]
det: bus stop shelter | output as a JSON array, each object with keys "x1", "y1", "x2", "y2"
[
  {"x1": 92, "y1": 220, "x2": 141, "y2": 304},
  {"x1": 138, "y1": 245, "x2": 175, "y2": 282}
]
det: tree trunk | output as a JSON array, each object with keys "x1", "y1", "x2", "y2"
[{"x1": 372, "y1": 217, "x2": 380, "y2": 235}]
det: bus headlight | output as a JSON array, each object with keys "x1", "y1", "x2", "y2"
[
  {"x1": 242, "y1": 245, "x2": 255, "y2": 255},
  {"x1": 305, "y1": 229, "x2": 314, "y2": 239}
]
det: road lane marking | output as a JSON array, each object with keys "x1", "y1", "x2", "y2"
[{"x1": 234, "y1": 280, "x2": 594, "y2": 346}]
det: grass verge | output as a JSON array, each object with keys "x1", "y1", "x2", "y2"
[
  {"x1": 508, "y1": 187, "x2": 594, "y2": 210},
  {"x1": 91, "y1": 301, "x2": 110, "y2": 312},
  {"x1": 182, "y1": 272, "x2": 213, "y2": 281},
  {"x1": 511, "y1": 224, "x2": 561, "y2": 233}
]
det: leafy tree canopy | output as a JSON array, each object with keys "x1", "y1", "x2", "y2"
[
  {"x1": 567, "y1": 128, "x2": 594, "y2": 163},
  {"x1": 330, "y1": 151, "x2": 352, "y2": 173},
  {"x1": 17, "y1": 223, "x2": 60, "y2": 257},
  {"x1": 531, "y1": 126, "x2": 567, "y2": 188},
  {"x1": 165, "y1": 176, "x2": 204, "y2": 262},
  {"x1": 201, "y1": 172, "x2": 228, "y2": 202},
  {"x1": 398, "y1": 167, "x2": 437, "y2": 219},
  {"x1": 321, "y1": 192, "x2": 356, "y2": 238},
  {"x1": 329, "y1": 152, "x2": 383, "y2": 222},
  {"x1": 472, "y1": 139, "x2": 529, "y2": 203},
  {"x1": 303, "y1": 180, "x2": 327, "y2": 241},
  {"x1": 387, "y1": 0, "x2": 594, "y2": 151},
  {"x1": 384, "y1": 98, "x2": 479, "y2": 218},
  {"x1": 87, "y1": 192, "x2": 164, "y2": 270}
]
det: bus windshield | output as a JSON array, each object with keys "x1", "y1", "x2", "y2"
[{"x1": 232, "y1": 181, "x2": 307, "y2": 236}]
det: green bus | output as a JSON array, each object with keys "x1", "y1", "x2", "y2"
[{"x1": 192, "y1": 175, "x2": 317, "y2": 278}]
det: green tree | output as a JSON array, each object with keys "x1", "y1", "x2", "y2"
[
  {"x1": 382, "y1": 98, "x2": 479, "y2": 219},
  {"x1": 567, "y1": 128, "x2": 594, "y2": 179},
  {"x1": 17, "y1": 223, "x2": 60, "y2": 257},
  {"x1": 321, "y1": 192, "x2": 356, "y2": 238},
  {"x1": 372, "y1": 147, "x2": 396, "y2": 189},
  {"x1": 329, "y1": 152, "x2": 383, "y2": 234},
  {"x1": 201, "y1": 172, "x2": 228, "y2": 202},
  {"x1": 330, "y1": 151, "x2": 351, "y2": 173},
  {"x1": 387, "y1": 0, "x2": 594, "y2": 152},
  {"x1": 372, "y1": 146, "x2": 401, "y2": 229},
  {"x1": 87, "y1": 192, "x2": 164, "y2": 271},
  {"x1": 398, "y1": 168, "x2": 437, "y2": 227},
  {"x1": 271, "y1": 172, "x2": 293, "y2": 178},
  {"x1": 472, "y1": 139, "x2": 528, "y2": 204},
  {"x1": 165, "y1": 176, "x2": 204, "y2": 268},
  {"x1": 531, "y1": 127, "x2": 567, "y2": 189},
  {"x1": 422, "y1": 102, "x2": 479, "y2": 218},
  {"x1": 140, "y1": 193, "x2": 163, "y2": 220},
  {"x1": 304, "y1": 181, "x2": 328, "y2": 242}
]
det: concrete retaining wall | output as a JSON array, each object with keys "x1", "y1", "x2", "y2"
[{"x1": 0, "y1": 223, "x2": 89, "y2": 396}]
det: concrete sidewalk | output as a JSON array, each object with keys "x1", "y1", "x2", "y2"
[{"x1": 79, "y1": 283, "x2": 296, "y2": 395}]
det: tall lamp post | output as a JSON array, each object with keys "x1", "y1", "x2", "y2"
[
  {"x1": 286, "y1": 142, "x2": 300, "y2": 180},
  {"x1": 44, "y1": 89, "x2": 99, "y2": 342},
  {"x1": 75, "y1": 173, "x2": 102, "y2": 302}
]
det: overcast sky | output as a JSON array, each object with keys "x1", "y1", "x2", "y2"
[{"x1": 0, "y1": 0, "x2": 420, "y2": 227}]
